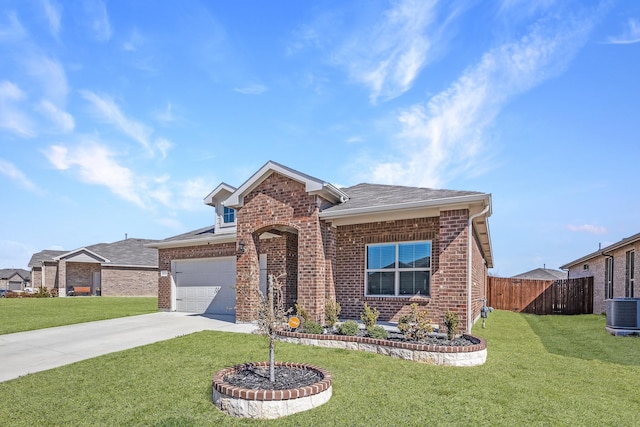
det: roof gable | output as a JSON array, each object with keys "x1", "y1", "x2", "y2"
[
  {"x1": 204, "y1": 182, "x2": 236, "y2": 207},
  {"x1": 224, "y1": 160, "x2": 348, "y2": 208}
]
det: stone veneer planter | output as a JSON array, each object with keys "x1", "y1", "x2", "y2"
[
  {"x1": 277, "y1": 331, "x2": 487, "y2": 366},
  {"x1": 212, "y1": 362, "x2": 332, "y2": 419}
]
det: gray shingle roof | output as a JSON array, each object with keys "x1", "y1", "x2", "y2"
[
  {"x1": 511, "y1": 268, "x2": 567, "y2": 280},
  {"x1": 28, "y1": 250, "x2": 67, "y2": 267},
  {"x1": 322, "y1": 183, "x2": 485, "y2": 213},
  {"x1": 158, "y1": 225, "x2": 215, "y2": 243},
  {"x1": 0, "y1": 268, "x2": 31, "y2": 280},
  {"x1": 28, "y1": 238, "x2": 158, "y2": 268}
]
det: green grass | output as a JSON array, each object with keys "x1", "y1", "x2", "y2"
[
  {"x1": 1, "y1": 310, "x2": 640, "y2": 426},
  {"x1": 0, "y1": 297, "x2": 158, "y2": 335}
]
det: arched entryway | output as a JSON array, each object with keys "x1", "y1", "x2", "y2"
[{"x1": 235, "y1": 224, "x2": 300, "y2": 321}]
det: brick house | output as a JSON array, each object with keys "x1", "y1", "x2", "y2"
[
  {"x1": 0, "y1": 269, "x2": 31, "y2": 291},
  {"x1": 29, "y1": 238, "x2": 159, "y2": 297},
  {"x1": 150, "y1": 161, "x2": 493, "y2": 332},
  {"x1": 560, "y1": 232, "x2": 639, "y2": 314}
]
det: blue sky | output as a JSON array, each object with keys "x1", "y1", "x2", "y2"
[{"x1": 1, "y1": 0, "x2": 639, "y2": 276}]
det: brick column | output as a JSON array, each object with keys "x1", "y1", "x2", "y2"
[
  {"x1": 435, "y1": 209, "x2": 469, "y2": 331},
  {"x1": 58, "y1": 259, "x2": 67, "y2": 298}
]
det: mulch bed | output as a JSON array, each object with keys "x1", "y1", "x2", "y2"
[{"x1": 224, "y1": 365, "x2": 323, "y2": 390}]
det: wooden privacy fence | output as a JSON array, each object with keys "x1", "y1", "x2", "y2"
[{"x1": 487, "y1": 276, "x2": 593, "y2": 315}]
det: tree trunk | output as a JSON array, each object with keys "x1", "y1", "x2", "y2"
[{"x1": 268, "y1": 275, "x2": 275, "y2": 382}]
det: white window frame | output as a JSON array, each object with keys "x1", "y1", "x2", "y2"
[
  {"x1": 222, "y1": 206, "x2": 236, "y2": 226},
  {"x1": 365, "y1": 241, "x2": 431, "y2": 297},
  {"x1": 605, "y1": 257, "x2": 613, "y2": 299},
  {"x1": 626, "y1": 250, "x2": 635, "y2": 298}
]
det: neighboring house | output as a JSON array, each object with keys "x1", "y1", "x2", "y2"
[
  {"x1": 511, "y1": 268, "x2": 567, "y2": 281},
  {"x1": 561, "y1": 232, "x2": 639, "y2": 314},
  {"x1": 28, "y1": 238, "x2": 159, "y2": 297},
  {"x1": 0, "y1": 269, "x2": 31, "y2": 290},
  {"x1": 149, "y1": 161, "x2": 493, "y2": 333}
]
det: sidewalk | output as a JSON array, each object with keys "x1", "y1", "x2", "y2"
[{"x1": 0, "y1": 311, "x2": 256, "y2": 383}]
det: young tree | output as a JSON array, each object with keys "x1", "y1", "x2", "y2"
[{"x1": 255, "y1": 274, "x2": 291, "y2": 382}]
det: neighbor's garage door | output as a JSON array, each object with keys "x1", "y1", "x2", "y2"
[{"x1": 173, "y1": 257, "x2": 236, "y2": 315}]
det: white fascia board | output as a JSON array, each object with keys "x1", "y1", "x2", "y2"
[
  {"x1": 53, "y1": 248, "x2": 110, "y2": 263},
  {"x1": 146, "y1": 234, "x2": 236, "y2": 249},
  {"x1": 204, "y1": 182, "x2": 237, "y2": 206},
  {"x1": 319, "y1": 193, "x2": 491, "y2": 222},
  {"x1": 560, "y1": 231, "x2": 640, "y2": 269},
  {"x1": 224, "y1": 160, "x2": 347, "y2": 208},
  {"x1": 101, "y1": 264, "x2": 158, "y2": 269}
]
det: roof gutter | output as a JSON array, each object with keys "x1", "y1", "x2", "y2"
[
  {"x1": 319, "y1": 193, "x2": 489, "y2": 220},
  {"x1": 145, "y1": 234, "x2": 236, "y2": 249},
  {"x1": 468, "y1": 204, "x2": 490, "y2": 333}
]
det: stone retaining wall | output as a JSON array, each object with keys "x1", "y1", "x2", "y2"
[
  {"x1": 277, "y1": 331, "x2": 487, "y2": 366},
  {"x1": 213, "y1": 362, "x2": 332, "y2": 419}
]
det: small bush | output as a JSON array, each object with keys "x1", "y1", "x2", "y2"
[
  {"x1": 337, "y1": 320, "x2": 359, "y2": 336},
  {"x1": 33, "y1": 287, "x2": 51, "y2": 298},
  {"x1": 398, "y1": 303, "x2": 433, "y2": 341},
  {"x1": 302, "y1": 320, "x2": 324, "y2": 335},
  {"x1": 367, "y1": 325, "x2": 388, "y2": 340},
  {"x1": 325, "y1": 299, "x2": 341, "y2": 327},
  {"x1": 443, "y1": 311, "x2": 460, "y2": 340},
  {"x1": 360, "y1": 303, "x2": 380, "y2": 331},
  {"x1": 295, "y1": 303, "x2": 309, "y2": 325}
]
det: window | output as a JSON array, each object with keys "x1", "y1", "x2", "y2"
[
  {"x1": 366, "y1": 241, "x2": 431, "y2": 297},
  {"x1": 223, "y1": 207, "x2": 235, "y2": 224},
  {"x1": 604, "y1": 257, "x2": 613, "y2": 299},
  {"x1": 626, "y1": 250, "x2": 635, "y2": 298}
]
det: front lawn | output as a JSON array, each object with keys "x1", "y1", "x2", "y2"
[
  {"x1": 1, "y1": 310, "x2": 639, "y2": 426},
  {"x1": 0, "y1": 297, "x2": 158, "y2": 335}
]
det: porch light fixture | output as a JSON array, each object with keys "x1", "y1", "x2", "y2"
[{"x1": 238, "y1": 240, "x2": 246, "y2": 254}]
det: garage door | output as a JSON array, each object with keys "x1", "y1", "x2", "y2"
[{"x1": 173, "y1": 257, "x2": 236, "y2": 315}]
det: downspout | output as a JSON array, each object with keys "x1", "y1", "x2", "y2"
[{"x1": 468, "y1": 205, "x2": 490, "y2": 333}]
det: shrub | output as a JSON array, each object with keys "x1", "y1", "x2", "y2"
[
  {"x1": 337, "y1": 320, "x2": 359, "y2": 336},
  {"x1": 295, "y1": 303, "x2": 309, "y2": 325},
  {"x1": 443, "y1": 311, "x2": 460, "y2": 340},
  {"x1": 33, "y1": 287, "x2": 51, "y2": 298},
  {"x1": 360, "y1": 303, "x2": 380, "y2": 331},
  {"x1": 367, "y1": 325, "x2": 388, "y2": 340},
  {"x1": 302, "y1": 320, "x2": 324, "y2": 335},
  {"x1": 325, "y1": 299, "x2": 341, "y2": 327},
  {"x1": 50, "y1": 288, "x2": 59, "y2": 298},
  {"x1": 398, "y1": 303, "x2": 433, "y2": 341}
]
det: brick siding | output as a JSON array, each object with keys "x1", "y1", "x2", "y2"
[{"x1": 101, "y1": 266, "x2": 157, "y2": 296}]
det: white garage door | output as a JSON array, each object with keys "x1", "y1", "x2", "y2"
[{"x1": 173, "y1": 257, "x2": 236, "y2": 315}]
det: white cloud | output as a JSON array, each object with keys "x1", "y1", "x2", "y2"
[
  {"x1": 44, "y1": 142, "x2": 144, "y2": 207},
  {"x1": 0, "y1": 159, "x2": 40, "y2": 192},
  {"x1": 42, "y1": 0, "x2": 62, "y2": 37},
  {"x1": 83, "y1": 0, "x2": 111, "y2": 41},
  {"x1": 37, "y1": 100, "x2": 74, "y2": 132},
  {"x1": 0, "y1": 11, "x2": 26, "y2": 42},
  {"x1": 155, "y1": 138, "x2": 173, "y2": 159},
  {"x1": 122, "y1": 27, "x2": 143, "y2": 51},
  {"x1": 346, "y1": 136, "x2": 364, "y2": 144},
  {"x1": 0, "y1": 81, "x2": 36, "y2": 137},
  {"x1": 155, "y1": 217, "x2": 184, "y2": 231},
  {"x1": 234, "y1": 84, "x2": 268, "y2": 95},
  {"x1": 25, "y1": 55, "x2": 68, "y2": 105},
  {"x1": 153, "y1": 102, "x2": 175, "y2": 124},
  {"x1": 0, "y1": 240, "x2": 35, "y2": 269},
  {"x1": 80, "y1": 90, "x2": 152, "y2": 150},
  {"x1": 370, "y1": 12, "x2": 595, "y2": 187},
  {"x1": 334, "y1": 0, "x2": 439, "y2": 103},
  {"x1": 567, "y1": 224, "x2": 607, "y2": 234},
  {"x1": 606, "y1": 18, "x2": 640, "y2": 45}
]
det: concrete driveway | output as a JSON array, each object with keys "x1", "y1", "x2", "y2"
[{"x1": 0, "y1": 311, "x2": 256, "y2": 383}]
